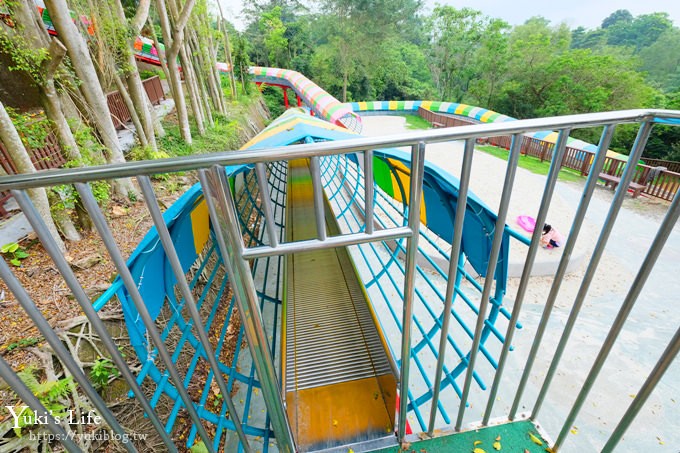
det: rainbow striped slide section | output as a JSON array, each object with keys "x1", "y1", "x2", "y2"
[{"x1": 249, "y1": 67, "x2": 362, "y2": 131}]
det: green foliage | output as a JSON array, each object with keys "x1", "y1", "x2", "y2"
[
  {"x1": 232, "y1": 34, "x2": 253, "y2": 94},
  {"x1": 4, "y1": 108, "x2": 51, "y2": 150},
  {"x1": 159, "y1": 114, "x2": 242, "y2": 156},
  {"x1": 427, "y1": 6, "x2": 509, "y2": 102},
  {"x1": 128, "y1": 145, "x2": 170, "y2": 161},
  {"x1": 6, "y1": 337, "x2": 41, "y2": 352},
  {"x1": 0, "y1": 23, "x2": 49, "y2": 83},
  {"x1": 190, "y1": 441, "x2": 210, "y2": 453},
  {"x1": 261, "y1": 85, "x2": 285, "y2": 118},
  {"x1": 476, "y1": 145, "x2": 584, "y2": 182},
  {"x1": 238, "y1": 4, "x2": 678, "y2": 159},
  {"x1": 1, "y1": 242, "x2": 29, "y2": 267},
  {"x1": 11, "y1": 367, "x2": 73, "y2": 436},
  {"x1": 89, "y1": 358, "x2": 119, "y2": 389},
  {"x1": 259, "y1": 6, "x2": 288, "y2": 67},
  {"x1": 139, "y1": 69, "x2": 165, "y2": 80}
]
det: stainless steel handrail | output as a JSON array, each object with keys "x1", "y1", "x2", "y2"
[
  {"x1": 1, "y1": 109, "x2": 679, "y2": 190},
  {"x1": 0, "y1": 108, "x2": 678, "y2": 452}
]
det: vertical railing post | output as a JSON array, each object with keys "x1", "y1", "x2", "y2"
[
  {"x1": 482, "y1": 128, "x2": 572, "y2": 425},
  {"x1": 427, "y1": 138, "x2": 475, "y2": 435},
  {"x1": 509, "y1": 125, "x2": 616, "y2": 420},
  {"x1": 364, "y1": 149, "x2": 375, "y2": 234},
  {"x1": 397, "y1": 142, "x2": 426, "y2": 441},
  {"x1": 455, "y1": 133, "x2": 522, "y2": 430},
  {"x1": 310, "y1": 156, "x2": 327, "y2": 240},
  {"x1": 552, "y1": 168, "x2": 680, "y2": 451},
  {"x1": 199, "y1": 167, "x2": 296, "y2": 453}
]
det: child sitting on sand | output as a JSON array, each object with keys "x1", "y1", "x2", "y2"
[{"x1": 541, "y1": 224, "x2": 564, "y2": 249}]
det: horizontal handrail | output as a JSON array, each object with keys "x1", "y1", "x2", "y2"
[{"x1": 1, "y1": 109, "x2": 679, "y2": 190}]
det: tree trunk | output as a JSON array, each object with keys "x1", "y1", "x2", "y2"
[
  {"x1": 48, "y1": 191, "x2": 82, "y2": 241},
  {"x1": 112, "y1": 0, "x2": 157, "y2": 152},
  {"x1": 216, "y1": 5, "x2": 237, "y2": 99},
  {"x1": 179, "y1": 44, "x2": 205, "y2": 135},
  {"x1": 112, "y1": 73, "x2": 148, "y2": 148},
  {"x1": 147, "y1": 17, "x2": 173, "y2": 98},
  {"x1": 43, "y1": 0, "x2": 137, "y2": 199},
  {"x1": 155, "y1": 0, "x2": 196, "y2": 145},
  {"x1": 197, "y1": 20, "x2": 227, "y2": 115},
  {"x1": 342, "y1": 71, "x2": 348, "y2": 103},
  {"x1": 10, "y1": 3, "x2": 81, "y2": 162},
  {"x1": 0, "y1": 102, "x2": 66, "y2": 252}
]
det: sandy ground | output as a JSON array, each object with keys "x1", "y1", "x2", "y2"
[{"x1": 360, "y1": 115, "x2": 680, "y2": 452}]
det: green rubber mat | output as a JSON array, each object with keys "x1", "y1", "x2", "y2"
[{"x1": 367, "y1": 420, "x2": 551, "y2": 453}]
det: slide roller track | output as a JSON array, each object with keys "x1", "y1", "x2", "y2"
[{"x1": 283, "y1": 159, "x2": 397, "y2": 452}]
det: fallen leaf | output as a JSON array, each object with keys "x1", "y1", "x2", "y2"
[
  {"x1": 473, "y1": 448, "x2": 486, "y2": 453},
  {"x1": 417, "y1": 432, "x2": 429, "y2": 440},
  {"x1": 332, "y1": 419, "x2": 338, "y2": 427},
  {"x1": 570, "y1": 426, "x2": 578, "y2": 435},
  {"x1": 493, "y1": 441, "x2": 501, "y2": 450},
  {"x1": 474, "y1": 440, "x2": 482, "y2": 446},
  {"x1": 529, "y1": 432, "x2": 543, "y2": 446},
  {"x1": 495, "y1": 435, "x2": 501, "y2": 441}
]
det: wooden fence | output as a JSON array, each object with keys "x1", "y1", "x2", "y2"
[
  {"x1": 640, "y1": 157, "x2": 680, "y2": 174},
  {"x1": 0, "y1": 131, "x2": 67, "y2": 218},
  {"x1": 0, "y1": 76, "x2": 166, "y2": 219},
  {"x1": 107, "y1": 76, "x2": 165, "y2": 129},
  {"x1": 417, "y1": 107, "x2": 680, "y2": 201}
]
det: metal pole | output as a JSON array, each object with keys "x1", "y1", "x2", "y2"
[
  {"x1": 137, "y1": 176, "x2": 252, "y2": 452},
  {"x1": 455, "y1": 133, "x2": 522, "y2": 430},
  {"x1": 198, "y1": 168, "x2": 296, "y2": 453},
  {"x1": 310, "y1": 156, "x2": 327, "y2": 240},
  {"x1": 364, "y1": 149, "x2": 375, "y2": 234},
  {"x1": 481, "y1": 128, "x2": 570, "y2": 424},
  {"x1": 601, "y1": 325, "x2": 680, "y2": 452},
  {"x1": 0, "y1": 258, "x2": 137, "y2": 453},
  {"x1": 74, "y1": 183, "x2": 216, "y2": 453},
  {"x1": 528, "y1": 122, "x2": 653, "y2": 422},
  {"x1": 398, "y1": 142, "x2": 426, "y2": 440},
  {"x1": 0, "y1": 355, "x2": 83, "y2": 453},
  {"x1": 11, "y1": 190, "x2": 178, "y2": 452},
  {"x1": 2, "y1": 110, "x2": 675, "y2": 192},
  {"x1": 509, "y1": 125, "x2": 616, "y2": 420},
  {"x1": 255, "y1": 163, "x2": 279, "y2": 247},
  {"x1": 553, "y1": 179, "x2": 680, "y2": 451},
  {"x1": 427, "y1": 138, "x2": 475, "y2": 434}
]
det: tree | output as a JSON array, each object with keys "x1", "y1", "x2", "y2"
[
  {"x1": 43, "y1": 0, "x2": 137, "y2": 198},
  {"x1": 154, "y1": 0, "x2": 196, "y2": 144},
  {"x1": 427, "y1": 7, "x2": 510, "y2": 103},
  {"x1": 0, "y1": 101, "x2": 65, "y2": 252},
  {"x1": 258, "y1": 6, "x2": 288, "y2": 67},
  {"x1": 602, "y1": 9, "x2": 633, "y2": 29},
  {"x1": 232, "y1": 34, "x2": 252, "y2": 94},
  {"x1": 639, "y1": 28, "x2": 680, "y2": 91},
  {"x1": 495, "y1": 17, "x2": 571, "y2": 117},
  {"x1": 606, "y1": 12, "x2": 672, "y2": 51}
]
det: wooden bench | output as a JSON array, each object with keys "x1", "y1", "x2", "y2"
[
  {"x1": 432, "y1": 121, "x2": 445, "y2": 128},
  {"x1": 598, "y1": 173, "x2": 646, "y2": 198}
]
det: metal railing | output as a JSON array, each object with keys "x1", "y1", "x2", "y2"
[{"x1": 0, "y1": 109, "x2": 678, "y2": 452}]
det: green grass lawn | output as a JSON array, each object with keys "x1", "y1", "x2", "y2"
[
  {"x1": 476, "y1": 144, "x2": 585, "y2": 183},
  {"x1": 405, "y1": 114, "x2": 433, "y2": 130}
]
